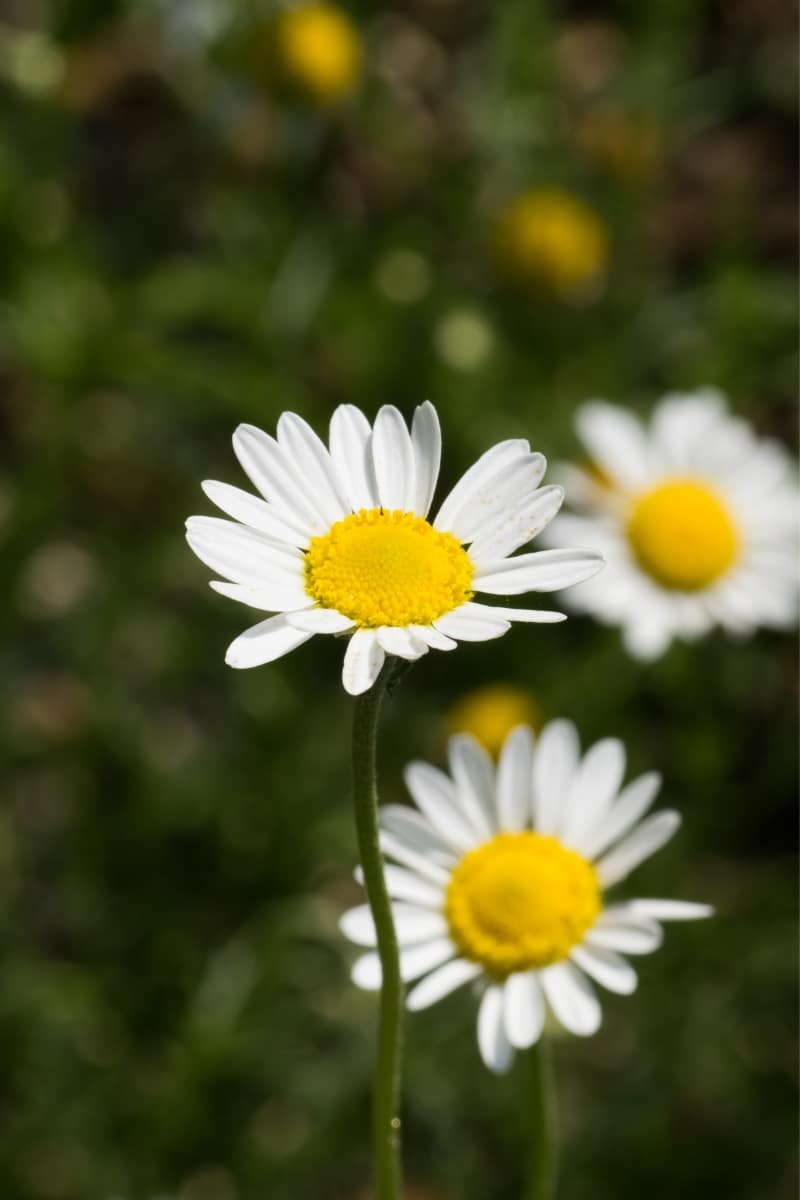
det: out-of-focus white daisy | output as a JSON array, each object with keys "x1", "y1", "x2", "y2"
[
  {"x1": 341, "y1": 721, "x2": 711, "y2": 1073},
  {"x1": 546, "y1": 389, "x2": 798, "y2": 659},
  {"x1": 186, "y1": 403, "x2": 603, "y2": 694}
]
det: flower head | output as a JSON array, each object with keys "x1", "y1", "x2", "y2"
[
  {"x1": 447, "y1": 683, "x2": 541, "y2": 756},
  {"x1": 491, "y1": 188, "x2": 608, "y2": 298},
  {"x1": 186, "y1": 403, "x2": 603, "y2": 694},
  {"x1": 275, "y1": 2, "x2": 361, "y2": 104},
  {"x1": 341, "y1": 721, "x2": 711, "y2": 1072},
  {"x1": 546, "y1": 389, "x2": 799, "y2": 659}
]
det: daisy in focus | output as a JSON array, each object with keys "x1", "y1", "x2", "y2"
[
  {"x1": 185, "y1": 403, "x2": 604, "y2": 694},
  {"x1": 341, "y1": 721, "x2": 711, "y2": 1073},
  {"x1": 547, "y1": 389, "x2": 799, "y2": 659}
]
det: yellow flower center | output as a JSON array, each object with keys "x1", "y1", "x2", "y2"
[
  {"x1": 448, "y1": 685, "x2": 541, "y2": 758},
  {"x1": 492, "y1": 189, "x2": 608, "y2": 295},
  {"x1": 445, "y1": 832, "x2": 601, "y2": 978},
  {"x1": 276, "y1": 3, "x2": 362, "y2": 103},
  {"x1": 304, "y1": 508, "x2": 474, "y2": 628},
  {"x1": 627, "y1": 479, "x2": 739, "y2": 591}
]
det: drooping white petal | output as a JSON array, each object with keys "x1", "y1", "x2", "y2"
[
  {"x1": 433, "y1": 603, "x2": 510, "y2": 643},
  {"x1": 225, "y1": 614, "x2": 313, "y2": 669},
  {"x1": 447, "y1": 734, "x2": 496, "y2": 838},
  {"x1": 386, "y1": 903, "x2": 451, "y2": 945},
  {"x1": 409, "y1": 624, "x2": 458, "y2": 651},
  {"x1": 380, "y1": 805, "x2": 457, "y2": 861},
  {"x1": 540, "y1": 961, "x2": 602, "y2": 1037},
  {"x1": 575, "y1": 772, "x2": 662, "y2": 860},
  {"x1": 595, "y1": 811, "x2": 681, "y2": 887},
  {"x1": 342, "y1": 628, "x2": 385, "y2": 696},
  {"x1": 354, "y1": 864, "x2": 444, "y2": 910},
  {"x1": 379, "y1": 832, "x2": 452, "y2": 886},
  {"x1": 462, "y1": 603, "x2": 566, "y2": 624},
  {"x1": 410, "y1": 401, "x2": 442, "y2": 517},
  {"x1": 627, "y1": 899, "x2": 713, "y2": 921},
  {"x1": 406, "y1": 958, "x2": 482, "y2": 1011},
  {"x1": 202, "y1": 480, "x2": 310, "y2": 546},
  {"x1": 503, "y1": 972, "x2": 545, "y2": 1049},
  {"x1": 376, "y1": 626, "x2": 428, "y2": 660},
  {"x1": 329, "y1": 404, "x2": 377, "y2": 510},
  {"x1": 560, "y1": 738, "x2": 626, "y2": 849},
  {"x1": 276, "y1": 411, "x2": 349, "y2": 527},
  {"x1": 469, "y1": 485, "x2": 565, "y2": 565},
  {"x1": 403, "y1": 762, "x2": 481, "y2": 851},
  {"x1": 434, "y1": 439, "x2": 530, "y2": 535},
  {"x1": 586, "y1": 910, "x2": 663, "y2": 955},
  {"x1": 576, "y1": 402, "x2": 652, "y2": 489},
  {"x1": 232, "y1": 424, "x2": 326, "y2": 533},
  {"x1": 477, "y1": 985, "x2": 515, "y2": 1074},
  {"x1": 371, "y1": 405, "x2": 416, "y2": 511},
  {"x1": 339, "y1": 905, "x2": 378, "y2": 946},
  {"x1": 285, "y1": 608, "x2": 355, "y2": 633},
  {"x1": 570, "y1": 945, "x2": 637, "y2": 995},
  {"x1": 352, "y1": 952, "x2": 382, "y2": 990},
  {"x1": 399, "y1": 937, "x2": 457, "y2": 982},
  {"x1": 474, "y1": 548, "x2": 604, "y2": 595},
  {"x1": 496, "y1": 725, "x2": 535, "y2": 831},
  {"x1": 209, "y1": 579, "x2": 312, "y2": 612},
  {"x1": 533, "y1": 719, "x2": 580, "y2": 835},
  {"x1": 186, "y1": 516, "x2": 305, "y2": 587}
]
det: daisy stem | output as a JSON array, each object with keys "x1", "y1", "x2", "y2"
[
  {"x1": 525, "y1": 1040, "x2": 558, "y2": 1200},
  {"x1": 351, "y1": 658, "x2": 406, "y2": 1200}
]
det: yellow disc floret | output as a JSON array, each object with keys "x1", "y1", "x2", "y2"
[
  {"x1": 627, "y1": 479, "x2": 739, "y2": 591},
  {"x1": 304, "y1": 508, "x2": 474, "y2": 628},
  {"x1": 445, "y1": 832, "x2": 600, "y2": 978},
  {"x1": 276, "y1": 3, "x2": 362, "y2": 104}
]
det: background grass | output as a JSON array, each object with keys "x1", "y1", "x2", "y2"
[{"x1": 0, "y1": 1, "x2": 796, "y2": 1197}]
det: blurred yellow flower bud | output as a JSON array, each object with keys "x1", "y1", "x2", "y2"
[
  {"x1": 275, "y1": 3, "x2": 362, "y2": 104},
  {"x1": 447, "y1": 685, "x2": 542, "y2": 758},
  {"x1": 491, "y1": 188, "x2": 608, "y2": 298}
]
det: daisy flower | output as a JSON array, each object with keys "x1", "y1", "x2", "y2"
[
  {"x1": 546, "y1": 389, "x2": 798, "y2": 659},
  {"x1": 186, "y1": 403, "x2": 603, "y2": 694},
  {"x1": 341, "y1": 721, "x2": 711, "y2": 1073}
]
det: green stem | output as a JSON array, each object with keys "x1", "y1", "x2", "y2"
[
  {"x1": 351, "y1": 659, "x2": 405, "y2": 1200},
  {"x1": 525, "y1": 1039, "x2": 558, "y2": 1200}
]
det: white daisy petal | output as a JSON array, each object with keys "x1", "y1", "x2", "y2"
[
  {"x1": 285, "y1": 608, "x2": 355, "y2": 633},
  {"x1": 354, "y1": 863, "x2": 445, "y2": 909},
  {"x1": 371, "y1": 404, "x2": 416, "y2": 511},
  {"x1": 596, "y1": 810, "x2": 682, "y2": 887},
  {"x1": 447, "y1": 453, "x2": 548, "y2": 544},
  {"x1": 209, "y1": 579, "x2": 312, "y2": 612},
  {"x1": 469, "y1": 485, "x2": 565, "y2": 565},
  {"x1": 201, "y1": 480, "x2": 310, "y2": 546},
  {"x1": 434, "y1": 603, "x2": 510, "y2": 643},
  {"x1": 433, "y1": 439, "x2": 530, "y2": 536},
  {"x1": 276, "y1": 411, "x2": 349, "y2": 527},
  {"x1": 628, "y1": 899, "x2": 713, "y2": 921},
  {"x1": 342, "y1": 629, "x2": 385, "y2": 696},
  {"x1": 447, "y1": 734, "x2": 496, "y2": 838},
  {"x1": 399, "y1": 937, "x2": 457, "y2": 982},
  {"x1": 561, "y1": 738, "x2": 626, "y2": 849},
  {"x1": 403, "y1": 762, "x2": 482, "y2": 850},
  {"x1": 496, "y1": 725, "x2": 535, "y2": 831},
  {"x1": 409, "y1": 624, "x2": 458, "y2": 651},
  {"x1": 352, "y1": 952, "x2": 382, "y2": 990},
  {"x1": 376, "y1": 626, "x2": 429, "y2": 660},
  {"x1": 474, "y1": 548, "x2": 604, "y2": 595},
  {"x1": 380, "y1": 805, "x2": 457, "y2": 861},
  {"x1": 533, "y1": 719, "x2": 580, "y2": 835},
  {"x1": 503, "y1": 971, "x2": 546, "y2": 1049},
  {"x1": 338, "y1": 904, "x2": 378, "y2": 947},
  {"x1": 464, "y1": 603, "x2": 567, "y2": 624},
  {"x1": 477, "y1": 985, "x2": 515, "y2": 1074},
  {"x1": 379, "y1": 832, "x2": 452, "y2": 886},
  {"x1": 329, "y1": 404, "x2": 377, "y2": 510},
  {"x1": 570, "y1": 945, "x2": 637, "y2": 995},
  {"x1": 586, "y1": 910, "x2": 663, "y2": 955},
  {"x1": 576, "y1": 771, "x2": 662, "y2": 860},
  {"x1": 186, "y1": 517, "x2": 305, "y2": 587},
  {"x1": 225, "y1": 614, "x2": 313, "y2": 669},
  {"x1": 540, "y1": 961, "x2": 602, "y2": 1037},
  {"x1": 232, "y1": 424, "x2": 326, "y2": 533},
  {"x1": 576, "y1": 402, "x2": 651, "y2": 489},
  {"x1": 410, "y1": 400, "x2": 442, "y2": 517},
  {"x1": 406, "y1": 959, "x2": 482, "y2": 1011}
]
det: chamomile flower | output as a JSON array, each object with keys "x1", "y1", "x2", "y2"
[
  {"x1": 547, "y1": 390, "x2": 799, "y2": 659},
  {"x1": 341, "y1": 722, "x2": 711, "y2": 1073},
  {"x1": 186, "y1": 403, "x2": 603, "y2": 694}
]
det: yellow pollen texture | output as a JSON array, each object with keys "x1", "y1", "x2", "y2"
[
  {"x1": 304, "y1": 508, "x2": 474, "y2": 629},
  {"x1": 627, "y1": 479, "x2": 739, "y2": 591},
  {"x1": 445, "y1": 832, "x2": 600, "y2": 978}
]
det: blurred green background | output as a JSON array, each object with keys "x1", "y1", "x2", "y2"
[{"x1": 1, "y1": 0, "x2": 797, "y2": 1197}]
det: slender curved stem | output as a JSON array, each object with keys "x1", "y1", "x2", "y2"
[
  {"x1": 525, "y1": 1039, "x2": 558, "y2": 1200},
  {"x1": 351, "y1": 660, "x2": 405, "y2": 1200}
]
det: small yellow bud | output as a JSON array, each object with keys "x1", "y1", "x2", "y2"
[
  {"x1": 276, "y1": 3, "x2": 362, "y2": 104},
  {"x1": 491, "y1": 188, "x2": 608, "y2": 298},
  {"x1": 447, "y1": 685, "x2": 541, "y2": 758}
]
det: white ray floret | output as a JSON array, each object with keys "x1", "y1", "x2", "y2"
[
  {"x1": 186, "y1": 402, "x2": 604, "y2": 693},
  {"x1": 341, "y1": 720, "x2": 711, "y2": 1073},
  {"x1": 545, "y1": 388, "x2": 799, "y2": 659}
]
